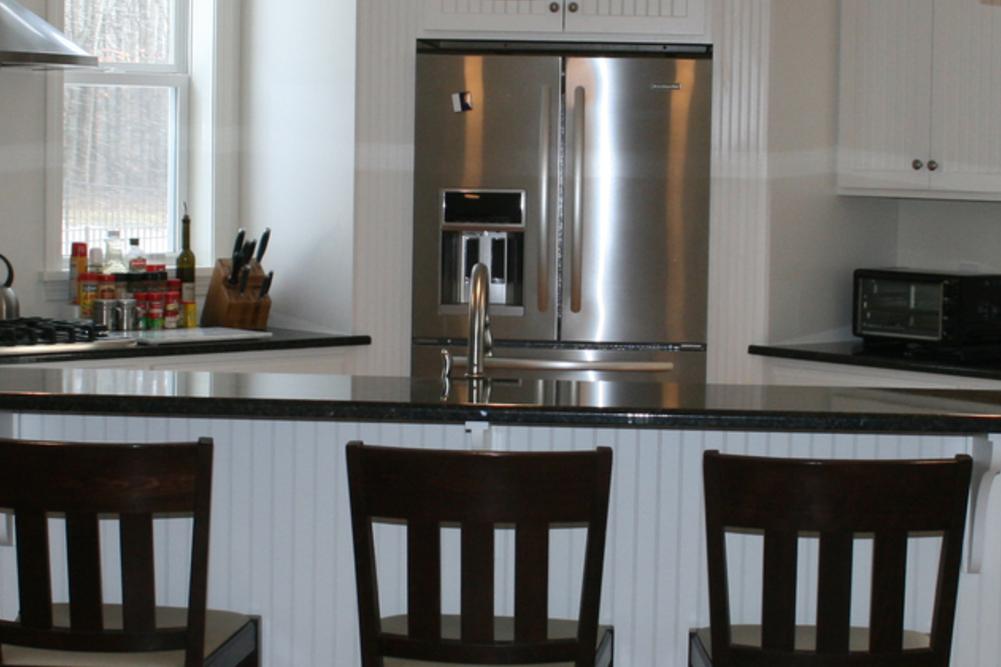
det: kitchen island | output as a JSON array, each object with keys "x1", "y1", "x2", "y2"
[{"x1": 2, "y1": 369, "x2": 1001, "y2": 666}]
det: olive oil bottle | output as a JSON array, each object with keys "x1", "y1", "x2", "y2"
[{"x1": 176, "y1": 203, "x2": 197, "y2": 327}]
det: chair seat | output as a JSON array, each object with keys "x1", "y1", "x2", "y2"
[
  {"x1": 690, "y1": 624, "x2": 931, "y2": 659},
  {"x1": 380, "y1": 615, "x2": 613, "y2": 667},
  {"x1": 2, "y1": 604, "x2": 257, "y2": 667}
]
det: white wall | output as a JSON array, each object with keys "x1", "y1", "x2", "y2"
[
  {"x1": 0, "y1": 0, "x2": 62, "y2": 319},
  {"x1": 238, "y1": 0, "x2": 356, "y2": 333},
  {"x1": 896, "y1": 199, "x2": 1001, "y2": 272},
  {"x1": 765, "y1": 0, "x2": 897, "y2": 345}
]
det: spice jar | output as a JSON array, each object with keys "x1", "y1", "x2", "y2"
[
  {"x1": 164, "y1": 291, "x2": 180, "y2": 329},
  {"x1": 79, "y1": 272, "x2": 99, "y2": 318},
  {"x1": 97, "y1": 273, "x2": 116, "y2": 300},
  {"x1": 135, "y1": 292, "x2": 148, "y2": 331},
  {"x1": 114, "y1": 273, "x2": 129, "y2": 299},
  {"x1": 146, "y1": 264, "x2": 168, "y2": 293},
  {"x1": 146, "y1": 292, "x2": 165, "y2": 330}
]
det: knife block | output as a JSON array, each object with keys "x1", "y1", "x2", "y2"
[{"x1": 200, "y1": 259, "x2": 271, "y2": 330}]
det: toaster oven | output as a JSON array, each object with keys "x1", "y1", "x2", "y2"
[{"x1": 853, "y1": 269, "x2": 1001, "y2": 345}]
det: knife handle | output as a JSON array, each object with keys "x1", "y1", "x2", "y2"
[
  {"x1": 232, "y1": 228, "x2": 246, "y2": 256},
  {"x1": 256, "y1": 228, "x2": 271, "y2": 265}
]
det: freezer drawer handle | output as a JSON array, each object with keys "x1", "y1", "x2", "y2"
[{"x1": 449, "y1": 356, "x2": 674, "y2": 373}]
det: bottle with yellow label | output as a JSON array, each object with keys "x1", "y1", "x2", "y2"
[{"x1": 176, "y1": 204, "x2": 197, "y2": 327}]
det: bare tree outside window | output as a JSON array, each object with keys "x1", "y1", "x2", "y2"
[{"x1": 61, "y1": 1, "x2": 185, "y2": 257}]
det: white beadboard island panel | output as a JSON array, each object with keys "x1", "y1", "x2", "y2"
[{"x1": 3, "y1": 414, "x2": 998, "y2": 666}]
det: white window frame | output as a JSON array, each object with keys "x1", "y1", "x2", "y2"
[{"x1": 44, "y1": 0, "x2": 237, "y2": 280}]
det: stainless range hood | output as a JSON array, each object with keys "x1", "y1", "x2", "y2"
[{"x1": 0, "y1": 0, "x2": 97, "y2": 68}]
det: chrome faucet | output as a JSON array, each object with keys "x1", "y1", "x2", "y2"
[{"x1": 467, "y1": 262, "x2": 492, "y2": 378}]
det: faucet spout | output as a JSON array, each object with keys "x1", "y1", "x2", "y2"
[{"x1": 467, "y1": 262, "x2": 491, "y2": 378}]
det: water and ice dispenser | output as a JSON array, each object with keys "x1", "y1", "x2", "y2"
[{"x1": 439, "y1": 189, "x2": 524, "y2": 313}]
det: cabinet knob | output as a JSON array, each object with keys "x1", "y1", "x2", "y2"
[
  {"x1": 549, "y1": 2, "x2": 560, "y2": 12},
  {"x1": 568, "y1": 2, "x2": 579, "y2": 12},
  {"x1": 928, "y1": 160, "x2": 939, "y2": 172},
  {"x1": 912, "y1": 159, "x2": 924, "y2": 171}
]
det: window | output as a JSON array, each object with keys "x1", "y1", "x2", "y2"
[{"x1": 57, "y1": 0, "x2": 190, "y2": 259}]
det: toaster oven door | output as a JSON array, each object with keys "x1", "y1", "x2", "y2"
[{"x1": 855, "y1": 276, "x2": 944, "y2": 341}]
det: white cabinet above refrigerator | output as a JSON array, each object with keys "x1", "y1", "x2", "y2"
[{"x1": 421, "y1": 0, "x2": 708, "y2": 42}]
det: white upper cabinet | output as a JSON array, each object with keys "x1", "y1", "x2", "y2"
[
  {"x1": 422, "y1": 1, "x2": 564, "y2": 33},
  {"x1": 422, "y1": 0, "x2": 707, "y2": 40},
  {"x1": 838, "y1": 0, "x2": 1001, "y2": 199},
  {"x1": 564, "y1": 0, "x2": 706, "y2": 37},
  {"x1": 929, "y1": 0, "x2": 1001, "y2": 195}
]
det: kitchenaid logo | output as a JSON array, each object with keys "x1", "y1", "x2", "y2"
[{"x1": 650, "y1": 83, "x2": 682, "y2": 91}]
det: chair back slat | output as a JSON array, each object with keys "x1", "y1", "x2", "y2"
[
  {"x1": 870, "y1": 529, "x2": 908, "y2": 653},
  {"x1": 0, "y1": 437, "x2": 213, "y2": 662},
  {"x1": 407, "y1": 519, "x2": 441, "y2": 641},
  {"x1": 347, "y1": 442, "x2": 613, "y2": 667},
  {"x1": 65, "y1": 512, "x2": 104, "y2": 631},
  {"x1": 120, "y1": 513, "x2": 157, "y2": 634},
  {"x1": 14, "y1": 509, "x2": 53, "y2": 629},
  {"x1": 929, "y1": 467, "x2": 970, "y2": 655},
  {"x1": 461, "y1": 521, "x2": 495, "y2": 643},
  {"x1": 815, "y1": 531, "x2": 853, "y2": 653},
  {"x1": 761, "y1": 529, "x2": 797, "y2": 651},
  {"x1": 514, "y1": 522, "x2": 550, "y2": 642},
  {"x1": 702, "y1": 450, "x2": 972, "y2": 667}
]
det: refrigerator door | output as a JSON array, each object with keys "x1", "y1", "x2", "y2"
[
  {"x1": 562, "y1": 55, "x2": 712, "y2": 344},
  {"x1": 412, "y1": 52, "x2": 561, "y2": 341}
]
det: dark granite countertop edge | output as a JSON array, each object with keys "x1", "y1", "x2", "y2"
[
  {"x1": 0, "y1": 329, "x2": 372, "y2": 365},
  {"x1": 2, "y1": 393, "x2": 998, "y2": 434},
  {"x1": 749, "y1": 343, "x2": 1001, "y2": 381}
]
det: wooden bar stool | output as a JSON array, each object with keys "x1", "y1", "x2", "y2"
[
  {"x1": 690, "y1": 450, "x2": 972, "y2": 667},
  {"x1": 346, "y1": 442, "x2": 614, "y2": 667},
  {"x1": 0, "y1": 436, "x2": 259, "y2": 667}
]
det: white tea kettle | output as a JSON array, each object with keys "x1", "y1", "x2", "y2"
[{"x1": 0, "y1": 254, "x2": 19, "y2": 320}]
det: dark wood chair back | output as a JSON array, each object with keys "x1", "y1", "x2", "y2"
[
  {"x1": 346, "y1": 442, "x2": 613, "y2": 667},
  {"x1": 702, "y1": 450, "x2": 972, "y2": 667},
  {"x1": 0, "y1": 437, "x2": 213, "y2": 667}
]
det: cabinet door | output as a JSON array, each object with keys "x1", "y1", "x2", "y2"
[
  {"x1": 929, "y1": 0, "x2": 1001, "y2": 195},
  {"x1": 564, "y1": 0, "x2": 705, "y2": 36},
  {"x1": 423, "y1": 0, "x2": 564, "y2": 32},
  {"x1": 837, "y1": 0, "x2": 934, "y2": 192}
]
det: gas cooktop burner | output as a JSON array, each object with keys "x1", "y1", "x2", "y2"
[
  {"x1": 0, "y1": 318, "x2": 136, "y2": 357},
  {"x1": 0, "y1": 317, "x2": 104, "y2": 346}
]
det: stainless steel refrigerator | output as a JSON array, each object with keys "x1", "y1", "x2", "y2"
[{"x1": 411, "y1": 41, "x2": 712, "y2": 383}]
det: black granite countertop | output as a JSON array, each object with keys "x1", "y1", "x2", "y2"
[
  {"x1": 3, "y1": 366, "x2": 1001, "y2": 433},
  {"x1": 749, "y1": 341, "x2": 1001, "y2": 381},
  {"x1": 0, "y1": 328, "x2": 371, "y2": 365}
]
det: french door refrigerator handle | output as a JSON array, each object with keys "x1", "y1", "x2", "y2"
[
  {"x1": 538, "y1": 85, "x2": 552, "y2": 313},
  {"x1": 570, "y1": 85, "x2": 586, "y2": 314}
]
